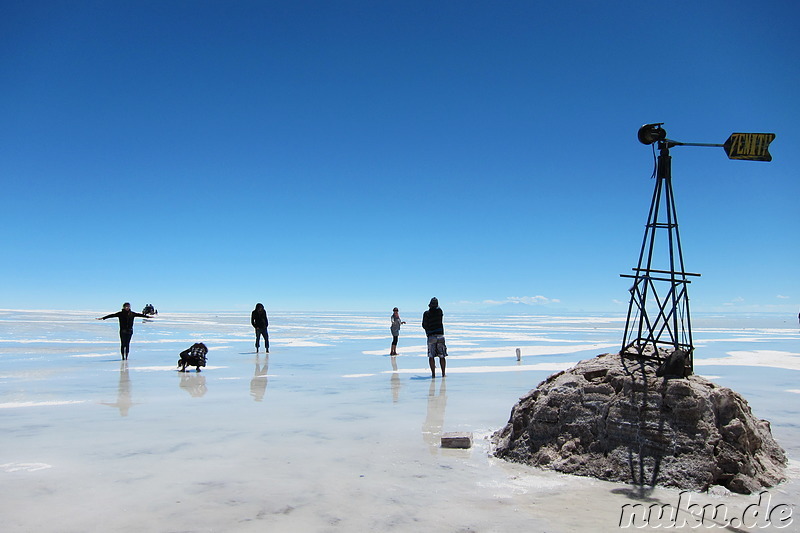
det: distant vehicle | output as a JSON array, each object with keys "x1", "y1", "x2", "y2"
[{"x1": 142, "y1": 304, "x2": 158, "y2": 315}]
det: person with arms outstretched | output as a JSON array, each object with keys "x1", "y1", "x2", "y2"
[{"x1": 98, "y1": 302, "x2": 152, "y2": 360}]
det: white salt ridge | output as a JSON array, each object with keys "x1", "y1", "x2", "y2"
[
  {"x1": 279, "y1": 339, "x2": 332, "y2": 347},
  {"x1": 376, "y1": 362, "x2": 576, "y2": 376},
  {"x1": 362, "y1": 343, "x2": 617, "y2": 358},
  {"x1": 695, "y1": 350, "x2": 800, "y2": 371},
  {"x1": 1, "y1": 462, "x2": 53, "y2": 472},
  {"x1": 0, "y1": 400, "x2": 87, "y2": 409},
  {"x1": 131, "y1": 365, "x2": 228, "y2": 372}
]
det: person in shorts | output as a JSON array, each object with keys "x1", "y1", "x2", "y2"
[{"x1": 422, "y1": 297, "x2": 447, "y2": 378}]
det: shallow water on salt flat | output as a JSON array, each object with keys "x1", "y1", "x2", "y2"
[{"x1": 1, "y1": 310, "x2": 798, "y2": 532}]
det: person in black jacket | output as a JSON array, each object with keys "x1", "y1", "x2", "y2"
[
  {"x1": 98, "y1": 302, "x2": 152, "y2": 360},
  {"x1": 422, "y1": 297, "x2": 447, "y2": 378},
  {"x1": 251, "y1": 303, "x2": 269, "y2": 353},
  {"x1": 178, "y1": 342, "x2": 208, "y2": 372}
]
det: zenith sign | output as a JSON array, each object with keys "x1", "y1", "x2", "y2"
[{"x1": 723, "y1": 133, "x2": 775, "y2": 162}]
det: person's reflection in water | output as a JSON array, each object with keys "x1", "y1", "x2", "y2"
[
  {"x1": 250, "y1": 355, "x2": 269, "y2": 401},
  {"x1": 390, "y1": 355, "x2": 401, "y2": 403},
  {"x1": 179, "y1": 371, "x2": 207, "y2": 397},
  {"x1": 422, "y1": 378, "x2": 447, "y2": 455},
  {"x1": 101, "y1": 360, "x2": 134, "y2": 416}
]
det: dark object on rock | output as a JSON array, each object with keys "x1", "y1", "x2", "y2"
[
  {"x1": 656, "y1": 349, "x2": 689, "y2": 378},
  {"x1": 492, "y1": 352, "x2": 786, "y2": 494},
  {"x1": 178, "y1": 343, "x2": 208, "y2": 372}
]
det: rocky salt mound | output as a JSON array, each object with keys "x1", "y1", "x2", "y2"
[{"x1": 492, "y1": 352, "x2": 786, "y2": 494}]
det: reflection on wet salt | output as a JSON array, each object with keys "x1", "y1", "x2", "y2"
[
  {"x1": 250, "y1": 356, "x2": 268, "y2": 401},
  {"x1": 179, "y1": 372, "x2": 207, "y2": 397},
  {"x1": 390, "y1": 355, "x2": 401, "y2": 403},
  {"x1": 423, "y1": 379, "x2": 447, "y2": 455},
  {"x1": 100, "y1": 360, "x2": 134, "y2": 416}
]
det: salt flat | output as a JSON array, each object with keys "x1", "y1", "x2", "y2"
[{"x1": 1, "y1": 309, "x2": 798, "y2": 532}]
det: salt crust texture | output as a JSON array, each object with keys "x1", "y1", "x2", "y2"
[{"x1": 493, "y1": 352, "x2": 787, "y2": 494}]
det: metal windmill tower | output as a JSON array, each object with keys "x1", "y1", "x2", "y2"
[{"x1": 620, "y1": 124, "x2": 775, "y2": 375}]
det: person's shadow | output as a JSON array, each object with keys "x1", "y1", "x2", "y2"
[
  {"x1": 250, "y1": 355, "x2": 269, "y2": 401},
  {"x1": 101, "y1": 360, "x2": 135, "y2": 416},
  {"x1": 422, "y1": 378, "x2": 447, "y2": 455}
]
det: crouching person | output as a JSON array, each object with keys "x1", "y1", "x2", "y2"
[{"x1": 178, "y1": 343, "x2": 208, "y2": 372}]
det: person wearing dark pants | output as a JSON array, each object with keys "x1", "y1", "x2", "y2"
[
  {"x1": 98, "y1": 302, "x2": 152, "y2": 360},
  {"x1": 390, "y1": 307, "x2": 406, "y2": 355},
  {"x1": 251, "y1": 303, "x2": 269, "y2": 353}
]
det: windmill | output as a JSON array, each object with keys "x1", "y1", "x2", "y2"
[{"x1": 620, "y1": 124, "x2": 775, "y2": 375}]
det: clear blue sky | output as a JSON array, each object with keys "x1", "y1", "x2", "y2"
[{"x1": 1, "y1": 1, "x2": 798, "y2": 314}]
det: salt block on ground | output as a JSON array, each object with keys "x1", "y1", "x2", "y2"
[{"x1": 441, "y1": 432, "x2": 473, "y2": 449}]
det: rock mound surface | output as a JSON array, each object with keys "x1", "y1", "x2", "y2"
[{"x1": 492, "y1": 352, "x2": 786, "y2": 494}]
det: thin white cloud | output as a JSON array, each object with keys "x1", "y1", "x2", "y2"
[
  {"x1": 483, "y1": 296, "x2": 561, "y2": 306},
  {"x1": 776, "y1": 295, "x2": 790, "y2": 299},
  {"x1": 722, "y1": 296, "x2": 746, "y2": 307}
]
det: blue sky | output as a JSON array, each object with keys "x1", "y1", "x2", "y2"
[{"x1": 1, "y1": 1, "x2": 798, "y2": 314}]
